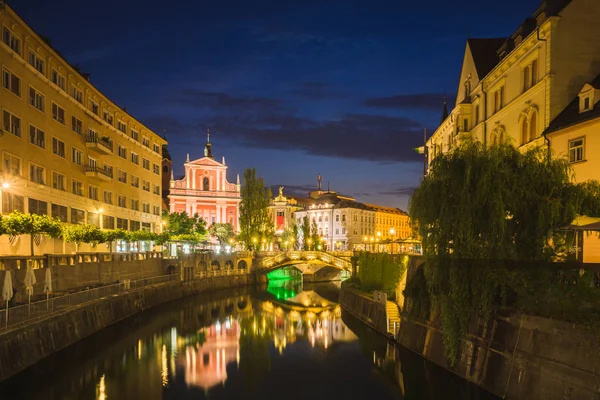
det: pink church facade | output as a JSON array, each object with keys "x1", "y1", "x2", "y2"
[{"x1": 168, "y1": 137, "x2": 241, "y2": 231}]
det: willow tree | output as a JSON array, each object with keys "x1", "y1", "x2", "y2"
[
  {"x1": 238, "y1": 168, "x2": 273, "y2": 250},
  {"x1": 409, "y1": 140, "x2": 600, "y2": 364}
]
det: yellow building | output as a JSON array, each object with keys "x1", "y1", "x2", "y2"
[
  {"x1": 365, "y1": 204, "x2": 411, "y2": 241},
  {"x1": 0, "y1": 3, "x2": 166, "y2": 254},
  {"x1": 545, "y1": 74, "x2": 600, "y2": 262},
  {"x1": 426, "y1": 0, "x2": 600, "y2": 167}
]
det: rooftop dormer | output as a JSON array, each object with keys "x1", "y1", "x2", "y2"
[{"x1": 578, "y1": 83, "x2": 600, "y2": 113}]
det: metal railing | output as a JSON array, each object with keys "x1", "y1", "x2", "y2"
[
  {"x1": 84, "y1": 165, "x2": 113, "y2": 178},
  {"x1": 0, "y1": 274, "x2": 178, "y2": 333},
  {"x1": 84, "y1": 134, "x2": 114, "y2": 151}
]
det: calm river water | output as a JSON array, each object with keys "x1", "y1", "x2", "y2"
[{"x1": 0, "y1": 280, "x2": 500, "y2": 399}]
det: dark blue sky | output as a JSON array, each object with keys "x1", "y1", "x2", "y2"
[{"x1": 13, "y1": 0, "x2": 540, "y2": 210}]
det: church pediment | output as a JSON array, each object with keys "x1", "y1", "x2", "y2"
[{"x1": 187, "y1": 157, "x2": 225, "y2": 168}]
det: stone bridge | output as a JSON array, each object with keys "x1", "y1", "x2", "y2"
[
  {"x1": 179, "y1": 250, "x2": 354, "y2": 282},
  {"x1": 253, "y1": 251, "x2": 353, "y2": 282}
]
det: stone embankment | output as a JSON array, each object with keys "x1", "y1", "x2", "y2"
[
  {"x1": 339, "y1": 287, "x2": 389, "y2": 335},
  {"x1": 0, "y1": 274, "x2": 249, "y2": 382}
]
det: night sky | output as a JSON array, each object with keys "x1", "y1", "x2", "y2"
[{"x1": 13, "y1": 0, "x2": 540, "y2": 210}]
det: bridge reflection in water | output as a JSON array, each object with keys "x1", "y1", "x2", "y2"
[{"x1": 0, "y1": 285, "x2": 499, "y2": 400}]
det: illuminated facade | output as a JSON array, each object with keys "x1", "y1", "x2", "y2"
[
  {"x1": 293, "y1": 191, "x2": 375, "y2": 251},
  {"x1": 365, "y1": 204, "x2": 411, "y2": 241},
  {"x1": 546, "y1": 74, "x2": 600, "y2": 262},
  {"x1": 426, "y1": 0, "x2": 600, "y2": 168},
  {"x1": 268, "y1": 187, "x2": 303, "y2": 235},
  {"x1": 168, "y1": 135, "x2": 241, "y2": 231},
  {"x1": 0, "y1": 3, "x2": 165, "y2": 254}
]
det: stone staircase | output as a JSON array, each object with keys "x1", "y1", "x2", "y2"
[{"x1": 386, "y1": 301, "x2": 401, "y2": 337}]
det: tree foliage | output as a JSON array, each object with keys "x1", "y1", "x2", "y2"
[
  {"x1": 238, "y1": 168, "x2": 274, "y2": 250},
  {"x1": 300, "y1": 216, "x2": 311, "y2": 250},
  {"x1": 62, "y1": 224, "x2": 105, "y2": 245},
  {"x1": 208, "y1": 223, "x2": 235, "y2": 245},
  {"x1": 357, "y1": 252, "x2": 408, "y2": 295},
  {"x1": 162, "y1": 210, "x2": 207, "y2": 238},
  {"x1": 408, "y1": 141, "x2": 600, "y2": 364},
  {"x1": 2, "y1": 212, "x2": 62, "y2": 255}
]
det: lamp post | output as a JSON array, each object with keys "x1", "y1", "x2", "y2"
[
  {"x1": 252, "y1": 237, "x2": 257, "y2": 251},
  {"x1": 389, "y1": 227, "x2": 395, "y2": 253}
]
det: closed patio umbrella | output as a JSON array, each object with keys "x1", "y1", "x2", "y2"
[
  {"x1": 24, "y1": 262, "x2": 37, "y2": 315},
  {"x1": 44, "y1": 268, "x2": 52, "y2": 311},
  {"x1": 2, "y1": 271, "x2": 13, "y2": 329}
]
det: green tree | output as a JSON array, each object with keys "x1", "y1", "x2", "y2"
[
  {"x1": 238, "y1": 168, "x2": 274, "y2": 250},
  {"x1": 62, "y1": 224, "x2": 106, "y2": 252},
  {"x1": 162, "y1": 211, "x2": 207, "y2": 243},
  {"x1": 301, "y1": 216, "x2": 311, "y2": 250},
  {"x1": 279, "y1": 227, "x2": 295, "y2": 250},
  {"x1": 3, "y1": 212, "x2": 62, "y2": 256},
  {"x1": 408, "y1": 140, "x2": 600, "y2": 364},
  {"x1": 208, "y1": 223, "x2": 235, "y2": 246},
  {"x1": 310, "y1": 219, "x2": 320, "y2": 250}
]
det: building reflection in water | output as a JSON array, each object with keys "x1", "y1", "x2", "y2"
[{"x1": 180, "y1": 318, "x2": 241, "y2": 391}]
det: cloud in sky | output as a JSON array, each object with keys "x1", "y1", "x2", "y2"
[
  {"x1": 365, "y1": 93, "x2": 456, "y2": 110},
  {"x1": 146, "y1": 112, "x2": 425, "y2": 163}
]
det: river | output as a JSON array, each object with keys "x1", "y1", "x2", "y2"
[{"x1": 0, "y1": 279, "x2": 500, "y2": 399}]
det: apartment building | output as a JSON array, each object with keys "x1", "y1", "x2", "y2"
[
  {"x1": 426, "y1": 0, "x2": 600, "y2": 166},
  {"x1": 0, "y1": 3, "x2": 166, "y2": 253}
]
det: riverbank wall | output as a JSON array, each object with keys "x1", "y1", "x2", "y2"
[
  {"x1": 397, "y1": 259, "x2": 600, "y2": 400},
  {"x1": 339, "y1": 287, "x2": 388, "y2": 335},
  {"x1": 0, "y1": 274, "x2": 250, "y2": 382}
]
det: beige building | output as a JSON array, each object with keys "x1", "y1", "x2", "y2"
[
  {"x1": 545, "y1": 74, "x2": 600, "y2": 262},
  {"x1": 0, "y1": 3, "x2": 166, "y2": 254},
  {"x1": 426, "y1": 0, "x2": 600, "y2": 167},
  {"x1": 365, "y1": 204, "x2": 411, "y2": 241}
]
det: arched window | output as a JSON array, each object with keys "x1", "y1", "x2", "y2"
[
  {"x1": 529, "y1": 111, "x2": 537, "y2": 142},
  {"x1": 203, "y1": 177, "x2": 209, "y2": 191},
  {"x1": 521, "y1": 119, "x2": 529, "y2": 145}
]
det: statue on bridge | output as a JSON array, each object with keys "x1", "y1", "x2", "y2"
[{"x1": 279, "y1": 186, "x2": 284, "y2": 197}]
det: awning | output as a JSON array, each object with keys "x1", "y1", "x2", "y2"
[{"x1": 561, "y1": 215, "x2": 600, "y2": 231}]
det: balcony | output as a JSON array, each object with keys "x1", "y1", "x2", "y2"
[
  {"x1": 85, "y1": 134, "x2": 113, "y2": 154},
  {"x1": 85, "y1": 165, "x2": 113, "y2": 182}
]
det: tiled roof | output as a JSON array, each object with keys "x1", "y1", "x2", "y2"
[
  {"x1": 545, "y1": 73, "x2": 600, "y2": 134},
  {"x1": 467, "y1": 38, "x2": 506, "y2": 78}
]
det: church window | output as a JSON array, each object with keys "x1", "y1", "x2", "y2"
[
  {"x1": 163, "y1": 165, "x2": 168, "y2": 173},
  {"x1": 203, "y1": 177, "x2": 209, "y2": 191}
]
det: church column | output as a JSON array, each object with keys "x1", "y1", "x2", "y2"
[
  {"x1": 222, "y1": 205, "x2": 226, "y2": 224},
  {"x1": 192, "y1": 168, "x2": 196, "y2": 189},
  {"x1": 185, "y1": 168, "x2": 190, "y2": 189},
  {"x1": 222, "y1": 171, "x2": 226, "y2": 190},
  {"x1": 216, "y1": 169, "x2": 220, "y2": 192}
]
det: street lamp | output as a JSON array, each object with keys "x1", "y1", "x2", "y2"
[
  {"x1": 252, "y1": 237, "x2": 257, "y2": 251},
  {"x1": 1, "y1": 182, "x2": 9, "y2": 189},
  {"x1": 389, "y1": 228, "x2": 395, "y2": 253}
]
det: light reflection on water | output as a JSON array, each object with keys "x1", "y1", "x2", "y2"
[{"x1": 1, "y1": 283, "x2": 499, "y2": 400}]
